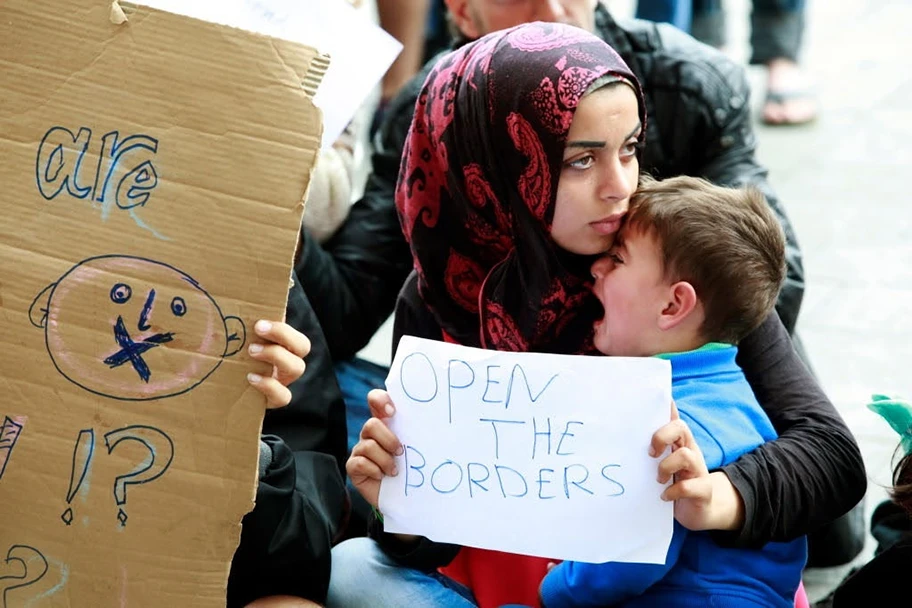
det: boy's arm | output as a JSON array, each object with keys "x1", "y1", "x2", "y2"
[
  {"x1": 539, "y1": 525, "x2": 689, "y2": 607},
  {"x1": 540, "y1": 404, "x2": 724, "y2": 607}
]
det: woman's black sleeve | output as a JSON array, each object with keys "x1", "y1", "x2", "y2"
[{"x1": 714, "y1": 313, "x2": 866, "y2": 547}]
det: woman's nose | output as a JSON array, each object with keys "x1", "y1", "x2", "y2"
[{"x1": 598, "y1": 162, "x2": 635, "y2": 207}]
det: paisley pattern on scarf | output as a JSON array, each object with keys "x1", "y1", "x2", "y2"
[
  {"x1": 395, "y1": 22, "x2": 646, "y2": 354},
  {"x1": 505, "y1": 21, "x2": 594, "y2": 52}
]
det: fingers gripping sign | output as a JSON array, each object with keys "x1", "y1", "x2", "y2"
[
  {"x1": 246, "y1": 320, "x2": 312, "y2": 409},
  {"x1": 650, "y1": 401, "x2": 714, "y2": 531},
  {"x1": 346, "y1": 389, "x2": 403, "y2": 510}
]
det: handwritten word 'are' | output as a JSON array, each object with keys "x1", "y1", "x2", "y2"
[
  {"x1": 36, "y1": 126, "x2": 159, "y2": 213},
  {"x1": 398, "y1": 352, "x2": 559, "y2": 423}
]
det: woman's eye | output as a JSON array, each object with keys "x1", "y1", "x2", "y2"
[
  {"x1": 621, "y1": 141, "x2": 639, "y2": 158},
  {"x1": 566, "y1": 155, "x2": 594, "y2": 170}
]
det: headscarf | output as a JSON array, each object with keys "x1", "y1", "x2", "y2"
[{"x1": 396, "y1": 21, "x2": 646, "y2": 354}]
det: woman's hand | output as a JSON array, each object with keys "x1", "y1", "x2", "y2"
[
  {"x1": 650, "y1": 402, "x2": 744, "y2": 532},
  {"x1": 246, "y1": 320, "x2": 311, "y2": 408},
  {"x1": 347, "y1": 389, "x2": 403, "y2": 509}
]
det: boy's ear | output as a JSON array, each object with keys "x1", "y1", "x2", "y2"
[{"x1": 658, "y1": 281, "x2": 699, "y2": 331}]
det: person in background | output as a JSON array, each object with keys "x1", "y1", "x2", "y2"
[
  {"x1": 813, "y1": 395, "x2": 912, "y2": 607},
  {"x1": 228, "y1": 278, "x2": 349, "y2": 608},
  {"x1": 635, "y1": 0, "x2": 818, "y2": 125}
]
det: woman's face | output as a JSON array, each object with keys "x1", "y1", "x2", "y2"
[{"x1": 551, "y1": 84, "x2": 641, "y2": 256}]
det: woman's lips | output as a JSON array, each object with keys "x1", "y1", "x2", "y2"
[{"x1": 589, "y1": 215, "x2": 623, "y2": 236}]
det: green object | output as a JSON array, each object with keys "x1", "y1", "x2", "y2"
[
  {"x1": 372, "y1": 506, "x2": 384, "y2": 524},
  {"x1": 654, "y1": 342, "x2": 732, "y2": 360},
  {"x1": 867, "y1": 394, "x2": 912, "y2": 454}
]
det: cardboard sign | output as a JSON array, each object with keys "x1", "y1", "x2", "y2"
[
  {"x1": 0, "y1": 0, "x2": 323, "y2": 605},
  {"x1": 378, "y1": 337, "x2": 675, "y2": 564}
]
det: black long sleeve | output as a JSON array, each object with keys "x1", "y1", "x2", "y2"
[
  {"x1": 226, "y1": 280, "x2": 349, "y2": 606},
  {"x1": 715, "y1": 313, "x2": 867, "y2": 547},
  {"x1": 294, "y1": 91, "x2": 417, "y2": 361}
]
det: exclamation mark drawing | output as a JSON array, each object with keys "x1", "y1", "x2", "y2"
[
  {"x1": 62, "y1": 429, "x2": 95, "y2": 525},
  {"x1": 0, "y1": 416, "x2": 25, "y2": 481}
]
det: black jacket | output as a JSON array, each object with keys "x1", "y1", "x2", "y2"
[
  {"x1": 297, "y1": 6, "x2": 805, "y2": 360},
  {"x1": 226, "y1": 279, "x2": 349, "y2": 607}
]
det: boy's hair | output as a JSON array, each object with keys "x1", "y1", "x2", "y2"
[{"x1": 625, "y1": 175, "x2": 786, "y2": 344}]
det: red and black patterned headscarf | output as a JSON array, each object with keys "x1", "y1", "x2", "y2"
[{"x1": 396, "y1": 22, "x2": 646, "y2": 354}]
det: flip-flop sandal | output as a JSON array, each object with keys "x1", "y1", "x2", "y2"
[{"x1": 762, "y1": 89, "x2": 818, "y2": 126}]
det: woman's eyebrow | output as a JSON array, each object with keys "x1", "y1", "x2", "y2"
[
  {"x1": 566, "y1": 122, "x2": 643, "y2": 150},
  {"x1": 566, "y1": 140, "x2": 605, "y2": 149}
]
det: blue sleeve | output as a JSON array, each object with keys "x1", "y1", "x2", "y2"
[{"x1": 539, "y1": 523, "x2": 689, "y2": 607}]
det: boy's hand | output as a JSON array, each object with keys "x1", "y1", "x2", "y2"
[
  {"x1": 347, "y1": 389, "x2": 403, "y2": 509},
  {"x1": 246, "y1": 320, "x2": 311, "y2": 408},
  {"x1": 651, "y1": 401, "x2": 711, "y2": 529},
  {"x1": 650, "y1": 402, "x2": 744, "y2": 532}
]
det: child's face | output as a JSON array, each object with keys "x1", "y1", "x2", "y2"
[
  {"x1": 551, "y1": 84, "x2": 641, "y2": 256},
  {"x1": 590, "y1": 226, "x2": 669, "y2": 356}
]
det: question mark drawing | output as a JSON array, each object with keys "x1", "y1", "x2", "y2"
[
  {"x1": 0, "y1": 545, "x2": 48, "y2": 608},
  {"x1": 104, "y1": 425, "x2": 174, "y2": 527},
  {"x1": 62, "y1": 429, "x2": 95, "y2": 525}
]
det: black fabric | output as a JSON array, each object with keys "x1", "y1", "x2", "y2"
[
  {"x1": 813, "y1": 502, "x2": 912, "y2": 608},
  {"x1": 714, "y1": 310, "x2": 865, "y2": 546},
  {"x1": 367, "y1": 509, "x2": 462, "y2": 572},
  {"x1": 828, "y1": 542, "x2": 912, "y2": 606},
  {"x1": 806, "y1": 497, "x2": 866, "y2": 568},
  {"x1": 295, "y1": 5, "x2": 806, "y2": 362},
  {"x1": 226, "y1": 280, "x2": 349, "y2": 607},
  {"x1": 376, "y1": 272, "x2": 865, "y2": 568}
]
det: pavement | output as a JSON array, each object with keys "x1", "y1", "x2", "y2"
[{"x1": 356, "y1": 0, "x2": 911, "y2": 601}]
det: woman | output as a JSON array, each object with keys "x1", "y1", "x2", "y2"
[{"x1": 330, "y1": 21, "x2": 863, "y2": 607}]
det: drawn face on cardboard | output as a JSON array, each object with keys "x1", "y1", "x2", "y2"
[{"x1": 29, "y1": 255, "x2": 245, "y2": 401}]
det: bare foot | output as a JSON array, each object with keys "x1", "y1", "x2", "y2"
[{"x1": 763, "y1": 58, "x2": 818, "y2": 125}]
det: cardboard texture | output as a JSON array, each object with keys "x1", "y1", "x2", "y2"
[{"x1": 0, "y1": 0, "x2": 324, "y2": 605}]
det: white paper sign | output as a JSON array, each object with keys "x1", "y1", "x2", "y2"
[
  {"x1": 136, "y1": 0, "x2": 403, "y2": 149},
  {"x1": 378, "y1": 336, "x2": 675, "y2": 564}
]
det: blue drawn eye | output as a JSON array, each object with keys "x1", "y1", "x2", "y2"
[
  {"x1": 170, "y1": 297, "x2": 187, "y2": 317},
  {"x1": 110, "y1": 283, "x2": 132, "y2": 304}
]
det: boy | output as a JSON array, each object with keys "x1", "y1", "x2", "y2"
[{"x1": 539, "y1": 175, "x2": 807, "y2": 607}]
